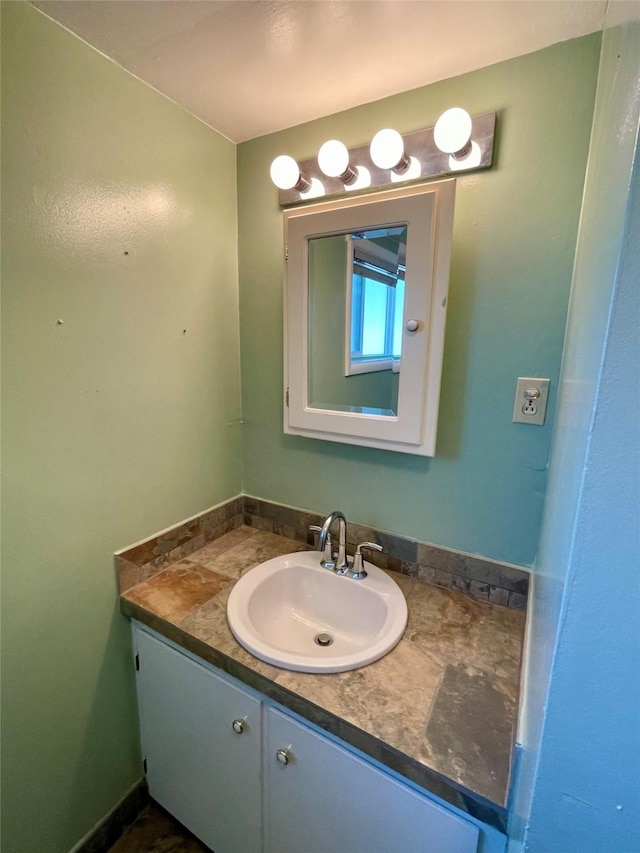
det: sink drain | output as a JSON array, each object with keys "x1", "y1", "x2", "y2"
[{"x1": 314, "y1": 632, "x2": 334, "y2": 647}]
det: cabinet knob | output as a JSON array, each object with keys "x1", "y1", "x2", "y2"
[
  {"x1": 276, "y1": 748, "x2": 291, "y2": 765},
  {"x1": 232, "y1": 718, "x2": 246, "y2": 734}
]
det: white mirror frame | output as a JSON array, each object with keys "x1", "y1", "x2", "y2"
[{"x1": 284, "y1": 179, "x2": 456, "y2": 456}]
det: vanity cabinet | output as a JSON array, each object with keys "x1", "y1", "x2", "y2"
[
  {"x1": 265, "y1": 706, "x2": 479, "y2": 853},
  {"x1": 134, "y1": 627, "x2": 261, "y2": 853},
  {"x1": 133, "y1": 623, "x2": 483, "y2": 853}
]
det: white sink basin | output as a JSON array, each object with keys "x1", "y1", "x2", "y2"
[{"x1": 226, "y1": 551, "x2": 408, "y2": 673}]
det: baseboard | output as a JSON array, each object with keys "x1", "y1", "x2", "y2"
[{"x1": 69, "y1": 778, "x2": 148, "y2": 853}]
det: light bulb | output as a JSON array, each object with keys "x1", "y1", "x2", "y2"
[
  {"x1": 434, "y1": 108, "x2": 473, "y2": 157},
  {"x1": 448, "y1": 141, "x2": 482, "y2": 171},
  {"x1": 270, "y1": 155, "x2": 307, "y2": 191},
  {"x1": 391, "y1": 156, "x2": 421, "y2": 183},
  {"x1": 299, "y1": 178, "x2": 325, "y2": 200},
  {"x1": 345, "y1": 166, "x2": 371, "y2": 192},
  {"x1": 370, "y1": 128, "x2": 406, "y2": 171},
  {"x1": 317, "y1": 139, "x2": 350, "y2": 178}
]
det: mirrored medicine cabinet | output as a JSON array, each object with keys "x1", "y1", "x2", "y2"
[{"x1": 283, "y1": 180, "x2": 456, "y2": 456}]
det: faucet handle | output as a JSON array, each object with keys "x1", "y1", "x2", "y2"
[
  {"x1": 350, "y1": 542, "x2": 383, "y2": 579},
  {"x1": 309, "y1": 524, "x2": 322, "y2": 545},
  {"x1": 309, "y1": 525, "x2": 335, "y2": 569}
]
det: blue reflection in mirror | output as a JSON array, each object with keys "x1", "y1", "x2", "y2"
[{"x1": 348, "y1": 226, "x2": 406, "y2": 374}]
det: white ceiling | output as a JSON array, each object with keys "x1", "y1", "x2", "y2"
[{"x1": 31, "y1": 0, "x2": 614, "y2": 143}]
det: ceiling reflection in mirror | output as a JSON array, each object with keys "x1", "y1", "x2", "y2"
[{"x1": 307, "y1": 225, "x2": 407, "y2": 417}]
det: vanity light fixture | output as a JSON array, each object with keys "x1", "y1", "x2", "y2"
[
  {"x1": 433, "y1": 107, "x2": 473, "y2": 159},
  {"x1": 269, "y1": 154, "x2": 311, "y2": 192},
  {"x1": 317, "y1": 139, "x2": 358, "y2": 185},
  {"x1": 345, "y1": 166, "x2": 372, "y2": 192},
  {"x1": 299, "y1": 177, "x2": 326, "y2": 200},
  {"x1": 369, "y1": 128, "x2": 410, "y2": 173},
  {"x1": 270, "y1": 108, "x2": 496, "y2": 206},
  {"x1": 447, "y1": 140, "x2": 482, "y2": 171},
  {"x1": 369, "y1": 129, "x2": 422, "y2": 183}
]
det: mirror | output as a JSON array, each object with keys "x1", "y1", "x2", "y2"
[
  {"x1": 284, "y1": 180, "x2": 455, "y2": 456},
  {"x1": 307, "y1": 225, "x2": 407, "y2": 417}
]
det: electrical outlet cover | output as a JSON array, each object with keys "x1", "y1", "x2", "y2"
[{"x1": 512, "y1": 377, "x2": 550, "y2": 426}]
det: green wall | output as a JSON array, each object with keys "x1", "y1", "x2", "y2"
[
  {"x1": 1, "y1": 3, "x2": 241, "y2": 851},
  {"x1": 0, "y1": 5, "x2": 605, "y2": 849},
  {"x1": 237, "y1": 35, "x2": 600, "y2": 567}
]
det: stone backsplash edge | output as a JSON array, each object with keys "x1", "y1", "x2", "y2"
[
  {"x1": 116, "y1": 495, "x2": 529, "y2": 610},
  {"x1": 115, "y1": 496, "x2": 244, "y2": 592}
]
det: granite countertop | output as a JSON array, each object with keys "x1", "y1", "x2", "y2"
[{"x1": 119, "y1": 526, "x2": 525, "y2": 831}]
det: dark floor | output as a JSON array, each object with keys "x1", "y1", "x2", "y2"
[{"x1": 108, "y1": 802, "x2": 211, "y2": 853}]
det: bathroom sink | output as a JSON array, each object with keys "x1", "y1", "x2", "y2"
[{"x1": 226, "y1": 551, "x2": 408, "y2": 673}]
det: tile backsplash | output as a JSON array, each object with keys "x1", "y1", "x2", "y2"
[
  {"x1": 115, "y1": 497, "x2": 244, "y2": 592},
  {"x1": 117, "y1": 495, "x2": 529, "y2": 610}
]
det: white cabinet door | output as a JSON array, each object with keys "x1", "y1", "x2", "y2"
[
  {"x1": 265, "y1": 707, "x2": 479, "y2": 853},
  {"x1": 134, "y1": 627, "x2": 262, "y2": 853}
]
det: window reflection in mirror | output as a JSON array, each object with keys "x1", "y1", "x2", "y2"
[
  {"x1": 307, "y1": 225, "x2": 407, "y2": 418},
  {"x1": 347, "y1": 226, "x2": 406, "y2": 376}
]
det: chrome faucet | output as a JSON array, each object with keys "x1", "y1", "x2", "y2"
[
  {"x1": 318, "y1": 510, "x2": 349, "y2": 572},
  {"x1": 311, "y1": 511, "x2": 383, "y2": 579}
]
